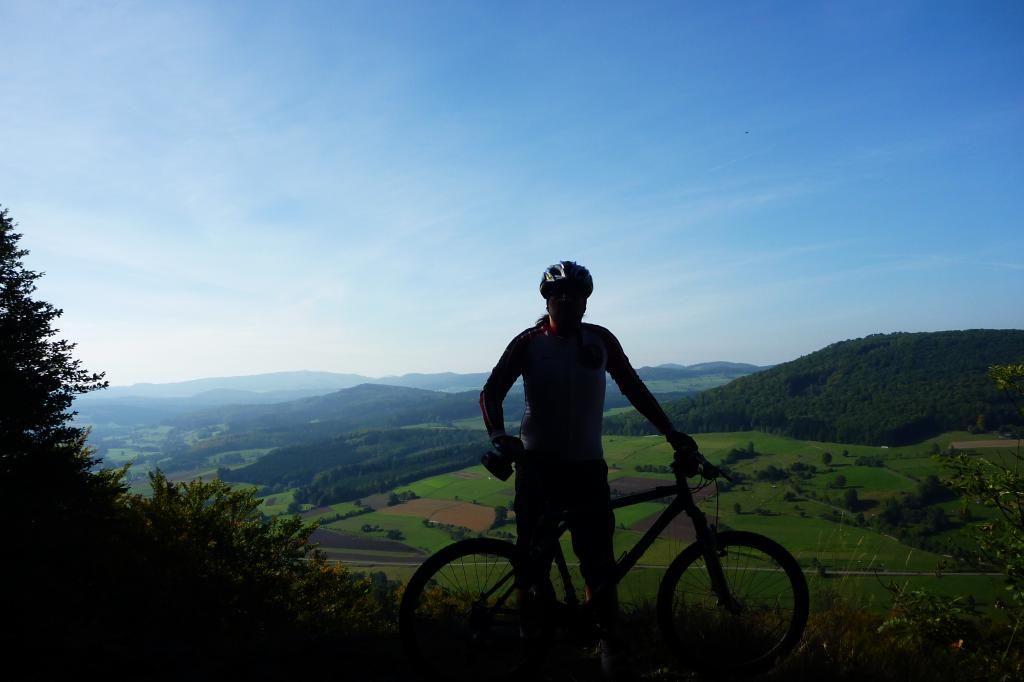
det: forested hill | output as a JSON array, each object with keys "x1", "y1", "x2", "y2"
[
  {"x1": 226, "y1": 428, "x2": 486, "y2": 505},
  {"x1": 605, "y1": 330, "x2": 1024, "y2": 446},
  {"x1": 168, "y1": 383, "x2": 481, "y2": 433},
  {"x1": 158, "y1": 384, "x2": 490, "y2": 472}
]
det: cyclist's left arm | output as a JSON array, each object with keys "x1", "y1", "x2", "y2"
[{"x1": 599, "y1": 326, "x2": 696, "y2": 451}]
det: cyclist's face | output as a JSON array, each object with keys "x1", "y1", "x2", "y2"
[{"x1": 547, "y1": 289, "x2": 587, "y2": 334}]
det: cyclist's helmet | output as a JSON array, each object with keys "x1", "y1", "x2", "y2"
[{"x1": 540, "y1": 260, "x2": 593, "y2": 299}]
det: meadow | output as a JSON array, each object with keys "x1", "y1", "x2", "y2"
[{"x1": 274, "y1": 430, "x2": 1017, "y2": 615}]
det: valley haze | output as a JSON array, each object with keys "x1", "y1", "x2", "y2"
[{"x1": 88, "y1": 362, "x2": 763, "y2": 398}]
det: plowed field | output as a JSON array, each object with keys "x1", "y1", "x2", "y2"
[
  {"x1": 383, "y1": 498, "x2": 496, "y2": 532},
  {"x1": 309, "y1": 528, "x2": 425, "y2": 554},
  {"x1": 626, "y1": 483, "x2": 716, "y2": 544}
]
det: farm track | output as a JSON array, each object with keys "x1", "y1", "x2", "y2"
[
  {"x1": 950, "y1": 439, "x2": 1021, "y2": 449},
  {"x1": 325, "y1": 555, "x2": 1002, "y2": 576}
]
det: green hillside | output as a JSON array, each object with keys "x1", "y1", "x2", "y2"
[{"x1": 605, "y1": 330, "x2": 1024, "y2": 445}]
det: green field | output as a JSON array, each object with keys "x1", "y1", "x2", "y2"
[
  {"x1": 258, "y1": 489, "x2": 298, "y2": 516},
  {"x1": 93, "y1": 425, "x2": 175, "y2": 465},
  {"x1": 401, "y1": 466, "x2": 515, "y2": 507},
  {"x1": 328, "y1": 511, "x2": 461, "y2": 553},
  {"x1": 293, "y1": 430, "x2": 1013, "y2": 615}
]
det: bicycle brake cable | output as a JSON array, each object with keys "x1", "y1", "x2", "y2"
[{"x1": 715, "y1": 479, "x2": 721, "y2": 528}]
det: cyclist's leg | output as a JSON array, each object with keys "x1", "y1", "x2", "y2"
[
  {"x1": 512, "y1": 454, "x2": 558, "y2": 668},
  {"x1": 564, "y1": 460, "x2": 637, "y2": 679},
  {"x1": 569, "y1": 456, "x2": 638, "y2": 675},
  {"x1": 564, "y1": 460, "x2": 618, "y2": 627}
]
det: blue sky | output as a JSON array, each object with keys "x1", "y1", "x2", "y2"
[{"x1": 2, "y1": 1, "x2": 1021, "y2": 386}]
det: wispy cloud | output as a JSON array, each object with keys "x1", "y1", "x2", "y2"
[{"x1": 3, "y1": 2, "x2": 1021, "y2": 382}]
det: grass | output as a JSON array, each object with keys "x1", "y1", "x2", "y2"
[
  {"x1": 102, "y1": 447, "x2": 142, "y2": 463},
  {"x1": 402, "y1": 465, "x2": 514, "y2": 508},
  {"x1": 811, "y1": 465, "x2": 915, "y2": 491},
  {"x1": 211, "y1": 448, "x2": 274, "y2": 466},
  {"x1": 232, "y1": 430, "x2": 1005, "y2": 625},
  {"x1": 814, "y1": 573, "x2": 1010, "y2": 615},
  {"x1": 330, "y1": 512, "x2": 463, "y2": 554},
  {"x1": 613, "y1": 501, "x2": 668, "y2": 528},
  {"x1": 320, "y1": 432, "x2": 1022, "y2": 682},
  {"x1": 259, "y1": 488, "x2": 297, "y2": 516}
]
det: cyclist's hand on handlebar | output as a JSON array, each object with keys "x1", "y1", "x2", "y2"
[
  {"x1": 666, "y1": 429, "x2": 698, "y2": 454},
  {"x1": 672, "y1": 449, "x2": 702, "y2": 478},
  {"x1": 482, "y1": 435, "x2": 523, "y2": 481}
]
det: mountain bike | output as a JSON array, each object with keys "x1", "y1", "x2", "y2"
[{"x1": 399, "y1": 449, "x2": 809, "y2": 681}]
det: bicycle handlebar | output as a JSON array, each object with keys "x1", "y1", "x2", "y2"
[
  {"x1": 672, "y1": 448, "x2": 733, "y2": 483},
  {"x1": 483, "y1": 440, "x2": 732, "y2": 484}
]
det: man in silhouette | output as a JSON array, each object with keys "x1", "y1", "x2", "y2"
[{"x1": 480, "y1": 261, "x2": 698, "y2": 680}]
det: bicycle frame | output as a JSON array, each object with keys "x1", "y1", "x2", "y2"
[
  {"x1": 530, "y1": 468, "x2": 742, "y2": 613},
  {"x1": 399, "y1": 454, "x2": 808, "y2": 680}
]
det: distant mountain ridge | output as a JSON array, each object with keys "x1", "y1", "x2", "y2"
[
  {"x1": 639, "y1": 362, "x2": 763, "y2": 381},
  {"x1": 81, "y1": 361, "x2": 766, "y2": 476},
  {"x1": 98, "y1": 371, "x2": 372, "y2": 399},
  {"x1": 156, "y1": 368, "x2": 737, "y2": 468},
  {"x1": 75, "y1": 362, "x2": 767, "y2": 427},
  {"x1": 93, "y1": 362, "x2": 767, "y2": 399}
]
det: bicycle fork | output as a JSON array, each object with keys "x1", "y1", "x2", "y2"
[{"x1": 689, "y1": 504, "x2": 745, "y2": 614}]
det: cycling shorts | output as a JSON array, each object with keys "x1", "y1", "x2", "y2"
[{"x1": 513, "y1": 455, "x2": 615, "y2": 592}]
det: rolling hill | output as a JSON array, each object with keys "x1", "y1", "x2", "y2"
[{"x1": 605, "y1": 330, "x2": 1024, "y2": 445}]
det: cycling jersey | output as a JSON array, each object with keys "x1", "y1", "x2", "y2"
[{"x1": 479, "y1": 321, "x2": 674, "y2": 461}]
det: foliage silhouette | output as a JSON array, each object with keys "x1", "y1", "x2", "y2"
[
  {"x1": 1, "y1": 207, "x2": 387, "y2": 678},
  {"x1": 1, "y1": 205, "x2": 125, "y2": 669}
]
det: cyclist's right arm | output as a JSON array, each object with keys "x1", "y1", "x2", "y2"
[{"x1": 479, "y1": 327, "x2": 534, "y2": 444}]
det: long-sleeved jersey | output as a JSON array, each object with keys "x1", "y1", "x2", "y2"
[{"x1": 479, "y1": 321, "x2": 674, "y2": 461}]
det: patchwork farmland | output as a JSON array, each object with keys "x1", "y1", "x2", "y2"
[{"x1": 277, "y1": 430, "x2": 1017, "y2": 615}]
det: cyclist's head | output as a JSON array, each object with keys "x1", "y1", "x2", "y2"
[
  {"x1": 539, "y1": 260, "x2": 593, "y2": 301},
  {"x1": 540, "y1": 261, "x2": 591, "y2": 335}
]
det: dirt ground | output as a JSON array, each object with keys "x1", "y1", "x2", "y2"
[
  {"x1": 308, "y1": 527, "x2": 424, "y2": 553},
  {"x1": 623, "y1": 482, "x2": 716, "y2": 544},
  {"x1": 383, "y1": 498, "x2": 496, "y2": 532}
]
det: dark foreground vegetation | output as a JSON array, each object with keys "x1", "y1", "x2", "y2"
[
  {"x1": 2, "y1": 206, "x2": 1021, "y2": 681},
  {"x1": 0, "y1": 207, "x2": 386, "y2": 679}
]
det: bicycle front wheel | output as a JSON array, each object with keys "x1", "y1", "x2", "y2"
[
  {"x1": 399, "y1": 538, "x2": 522, "y2": 682},
  {"x1": 657, "y1": 530, "x2": 809, "y2": 676}
]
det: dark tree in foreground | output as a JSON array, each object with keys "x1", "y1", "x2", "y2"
[
  {"x1": 1, "y1": 206, "x2": 124, "y2": 666},
  {"x1": 1, "y1": 206, "x2": 388, "y2": 679},
  {"x1": 947, "y1": 364, "x2": 1024, "y2": 608},
  {"x1": 1, "y1": 204, "x2": 108, "y2": 460},
  {"x1": 0, "y1": 204, "x2": 117, "y2": 516}
]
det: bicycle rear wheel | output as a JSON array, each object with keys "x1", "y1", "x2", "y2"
[
  {"x1": 400, "y1": 538, "x2": 522, "y2": 682},
  {"x1": 657, "y1": 530, "x2": 808, "y2": 676}
]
